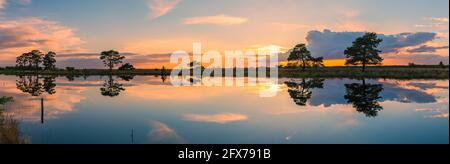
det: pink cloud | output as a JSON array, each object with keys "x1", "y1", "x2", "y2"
[
  {"x1": 184, "y1": 113, "x2": 248, "y2": 124},
  {"x1": 0, "y1": 17, "x2": 84, "y2": 63},
  {"x1": 0, "y1": 0, "x2": 6, "y2": 9},
  {"x1": 147, "y1": 0, "x2": 181, "y2": 19}
]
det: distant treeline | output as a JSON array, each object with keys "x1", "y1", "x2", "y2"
[
  {"x1": 0, "y1": 32, "x2": 448, "y2": 79},
  {"x1": 1, "y1": 66, "x2": 448, "y2": 79}
]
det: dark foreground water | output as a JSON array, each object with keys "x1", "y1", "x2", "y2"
[{"x1": 0, "y1": 75, "x2": 448, "y2": 144}]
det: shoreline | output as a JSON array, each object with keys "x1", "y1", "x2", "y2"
[{"x1": 0, "y1": 66, "x2": 448, "y2": 79}]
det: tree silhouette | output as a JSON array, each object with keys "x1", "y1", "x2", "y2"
[
  {"x1": 100, "y1": 75, "x2": 125, "y2": 97},
  {"x1": 16, "y1": 50, "x2": 55, "y2": 71},
  {"x1": 345, "y1": 32, "x2": 383, "y2": 72},
  {"x1": 43, "y1": 51, "x2": 57, "y2": 70},
  {"x1": 288, "y1": 44, "x2": 312, "y2": 71},
  {"x1": 16, "y1": 75, "x2": 44, "y2": 97},
  {"x1": 118, "y1": 63, "x2": 135, "y2": 71},
  {"x1": 118, "y1": 75, "x2": 135, "y2": 81},
  {"x1": 65, "y1": 75, "x2": 76, "y2": 81},
  {"x1": 285, "y1": 78, "x2": 325, "y2": 106},
  {"x1": 161, "y1": 66, "x2": 168, "y2": 76},
  {"x1": 29, "y1": 50, "x2": 44, "y2": 70},
  {"x1": 16, "y1": 53, "x2": 30, "y2": 69},
  {"x1": 344, "y1": 79, "x2": 384, "y2": 117},
  {"x1": 0, "y1": 96, "x2": 13, "y2": 107},
  {"x1": 43, "y1": 77, "x2": 57, "y2": 95},
  {"x1": 100, "y1": 50, "x2": 125, "y2": 72},
  {"x1": 161, "y1": 75, "x2": 167, "y2": 83},
  {"x1": 16, "y1": 51, "x2": 36, "y2": 69},
  {"x1": 439, "y1": 61, "x2": 445, "y2": 68},
  {"x1": 310, "y1": 57, "x2": 325, "y2": 68},
  {"x1": 161, "y1": 66, "x2": 168, "y2": 83},
  {"x1": 16, "y1": 75, "x2": 56, "y2": 96}
]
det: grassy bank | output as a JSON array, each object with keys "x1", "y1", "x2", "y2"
[
  {"x1": 0, "y1": 66, "x2": 448, "y2": 79},
  {"x1": 278, "y1": 66, "x2": 449, "y2": 79}
]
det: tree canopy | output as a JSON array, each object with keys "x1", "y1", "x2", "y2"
[
  {"x1": 345, "y1": 32, "x2": 384, "y2": 72},
  {"x1": 118, "y1": 63, "x2": 135, "y2": 71},
  {"x1": 43, "y1": 51, "x2": 57, "y2": 70},
  {"x1": 345, "y1": 79, "x2": 384, "y2": 117},
  {"x1": 100, "y1": 50, "x2": 125, "y2": 71},
  {"x1": 288, "y1": 44, "x2": 312, "y2": 71},
  {"x1": 287, "y1": 44, "x2": 325, "y2": 70}
]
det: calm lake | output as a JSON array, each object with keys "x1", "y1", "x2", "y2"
[{"x1": 0, "y1": 75, "x2": 448, "y2": 144}]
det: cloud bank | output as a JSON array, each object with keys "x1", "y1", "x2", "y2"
[
  {"x1": 0, "y1": 17, "x2": 84, "y2": 61},
  {"x1": 306, "y1": 29, "x2": 440, "y2": 59},
  {"x1": 407, "y1": 45, "x2": 449, "y2": 53}
]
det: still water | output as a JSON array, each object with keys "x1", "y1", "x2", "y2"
[{"x1": 0, "y1": 75, "x2": 448, "y2": 144}]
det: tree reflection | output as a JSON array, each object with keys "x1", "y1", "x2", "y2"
[
  {"x1": 345, "y1": 79, "x2": 384, "y2": 117},
  {"x1": 161, "y1": 75, "x2": 167, "y2": 83},
  {"x1": 118, "y1": 75, "x2": 135, "y2": 81},
  {"x1": 0, "y1": 97, "x2": 29, "y2": 144},
  {"x1": 43, "y1": 77, "x2": 56, "y2": 95},
  {"x1": 15, "y1": 75, "x2": 56, "y2": 124},
  {"x1": 65, "y1": 75, "x2": 76, "y2": 81},
  {"x1": 285, "y1": 78, "x2": 325, "y2": 106},
  {"x1": 16, "y1": 75, "x2": 57, "y2": 96},
  {"x1": 100, "y1": 75, "x2": 125, "y2": 97}
]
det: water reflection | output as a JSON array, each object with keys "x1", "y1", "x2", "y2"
[
  {"x1": 161, "y1": 74, "x2": 167, "y2": 83},
  {"x1": 43, "y1": 77, "x2": 56, "y2": 95},
  {"x1": 16, "y1": 75, "x2": 57, "y2": 96},
  {"x1": 344, "y1": 79, "x2": 384, "y2": 117},
  {"x1": 0, "y1": 75, "x2": 447, "y2": 144},
  {"x1": 65, "y1": 75, "x2": 76, "y2": 82},
  {"x1": 14, "y1": 75, "x2": 57, "y2": 123},
  {"x1": 285, "y1": 78, "x2": 324, "y2": 106},
  {"x1": 118, "y1": 75, "x2": 135, "y2": 81},
  {"x1": 101, "y1": 75, "x2": 126, "y2": 97}
]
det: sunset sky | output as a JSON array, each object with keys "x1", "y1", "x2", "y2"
[{"x1": 0, "y1": 0, "x2": 448, "y2": 68}]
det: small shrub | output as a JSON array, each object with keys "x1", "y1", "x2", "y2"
[{"x1": 118, "y1": 63, "x2": 135, "y2": 71}]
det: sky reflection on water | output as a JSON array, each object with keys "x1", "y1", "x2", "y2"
[{"x1": 0, "y1": 75, "x2": 448, "y2": 144}]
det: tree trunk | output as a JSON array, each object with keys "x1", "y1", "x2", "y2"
[
  {"x1": 41, "y1": 98, "x2": 44, "y2": 124},
  {"x1": 303, "y1": 61, "x2": 306, "y2": 71},
  {"x1": 301, "y1": 59, "x2": 306, "y2": 71},
  {"x1": 109, "y1": 61, "x2": 113, "y2": 74},
  {"x1": 362, "y1": 62, "x2": 366, "y2": 72},
  {"x1": 362, "y1": 50, "x2": 367, "y2": 72}
]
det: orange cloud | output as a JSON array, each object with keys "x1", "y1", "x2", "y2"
[
  {"x1": 184, "y1": 14, "x2": 248, "y2": 25},
  {"x1": 184, "y1": 113, "x2": 248, "y2": 124},
  {"x1": 427, "y1": 17, "x2": 449, "y2": 23}
]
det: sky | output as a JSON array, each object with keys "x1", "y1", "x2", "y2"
[{"x1": 0, "y1": 0, "x2": 449, "y2": 68}]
